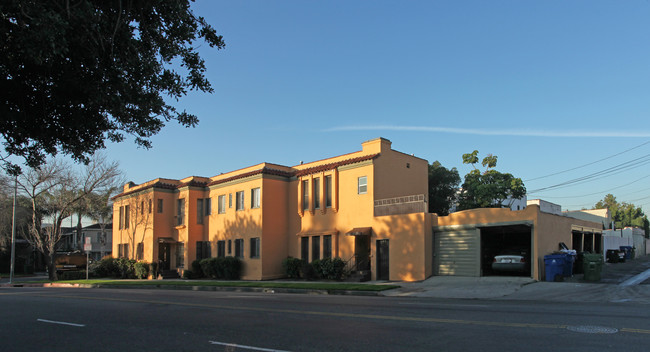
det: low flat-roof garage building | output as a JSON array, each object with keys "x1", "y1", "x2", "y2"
[{"x1": 433, "y1": 205, "x2": 603, "y2": 281}]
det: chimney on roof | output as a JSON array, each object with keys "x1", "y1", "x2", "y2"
[{"x1": 362, "y1": 137, "x2": 392, "y2": 154}]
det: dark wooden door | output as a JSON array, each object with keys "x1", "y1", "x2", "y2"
[
  {"x1": 377, "y1": 239, "x2": 389, "y2": 280},
  {"x1": 158, "y1": 243, "x2": 171, "y2": 270}
]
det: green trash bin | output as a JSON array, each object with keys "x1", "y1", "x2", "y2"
[{"x1": 583, "y1": 254, "x2": 603, "y2": 282}]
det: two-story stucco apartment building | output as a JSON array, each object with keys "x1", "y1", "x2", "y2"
[
  {"x1": 112, "y1": 138, "x2": 433, "y2": 281},
  {"x1": 113, "y1": 137, "x2": 607, "y2": 282}
]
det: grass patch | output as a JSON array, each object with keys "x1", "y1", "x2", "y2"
[{"x1": 55, "y1": 279, "x2": 399, "y2": 292}]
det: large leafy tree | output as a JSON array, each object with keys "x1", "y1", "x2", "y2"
[
  {"x1": 457, "y1": 150, "x2": 526, "y2": 211},
  {"x1": 1, "y1": 0, "x2": 225, "y2": 168},
  {"x1": 428, "y1": 161, "x2": 460, "y2": 215},
  {"x1": 595, "y1": 194, "x2": 649, "y2": 236}
]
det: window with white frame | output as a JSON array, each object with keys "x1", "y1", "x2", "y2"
[
  {"x1": 302, "y1": 180, "x2": 309, "y2": 211},
  {"x1": 358, "y1": 176, "x2": 368, "y2": 194},
  {"x1": 177, "y1": 198, "x2": 185, "y2": 226},
  {"x1": 313, "y1": 178, "x2": 320, "y2": 209},
  {"x1": 218, "y1": 195, "x2": 226, "y2": 214},
  {"x1": 251, "y1": 188, "x2": 260, "y2": 209},
  {"x1": 235, "y1": 191, "x2": 245, "y2": 211}
]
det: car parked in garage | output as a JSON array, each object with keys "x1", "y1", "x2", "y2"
[{"x1": 491, "y1": 248, "x2": 530, "y2": 273}]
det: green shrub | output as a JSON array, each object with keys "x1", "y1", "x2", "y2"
[
  {"x1": 222, "y1": 257, "x2": 242, "y2": 280},
  {"x1": 115, "y1": 258, "x2": 136, "y2": 279},
  {"x1": 199, "y1": 257, "x2": 242, "y2": 280},
  {"x1": 90, "y1": 257, "x2": 120, "y2": 278},
  {"x1": 301, "y1": 262, "x2": 318, "y2": 281},
  {"x1": 182, "y1": 269, "x2": 194, "y2": 279},
  {"x1": 134, "y1": 262, "x2": 150, "y2": 279},
  {"x1": 315, "y1": 257, "x2": 346, "y2": 280},
  {"x1": 282, "y1": 257, "x2": 303, "y2": 279},
  {"x1": 60, "y1": 270, "x2": 86, "y2": 280},
  {"x1": 150, "y1": 261, "x2": 159, "y2": 278},
  {"x1": 191, "y1": 259, "x2": 204, "y2": 278}
]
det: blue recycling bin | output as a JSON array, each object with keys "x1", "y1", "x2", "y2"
[
  {"x1": 620, "y1": 246, "x2": 633, "y2": 260},
  {"x1": 544, "y1": 254, "x2": 566, "y2": 282},
  {"x1": 562, "y1": 253, "x2": 576, "y2": 277}
]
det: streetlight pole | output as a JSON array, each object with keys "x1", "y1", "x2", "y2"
[{"x1": 9, "y1": 174, "x2": 17, "y2": 284}]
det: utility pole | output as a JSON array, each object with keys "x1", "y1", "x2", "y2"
[{"x1": 9, "y1": 174, "x2": 17, "y2": 284}]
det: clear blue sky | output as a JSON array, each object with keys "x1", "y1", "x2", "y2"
[{"x1": 104, "y1": 0, "x2": 650, "y2": 212}]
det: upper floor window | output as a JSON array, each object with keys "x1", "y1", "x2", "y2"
[
  {"x1": 218, "y1": 195, "x2": 226, "y2": 214},
  {"x1": 251, "y1": 188, "x2": 260, "y2": 209},
  {"x1": 313, "y1": 178, "x2": 320, "y2": 209},
  {"x1": 358, "y1": 176, "x2": 368, "y2": 194},
  {"x1": 235, "y1": 191, "x2": 245, "y2": 211},
  {"x1": 229, "y1": 193, "x2": 233, "y2": 208},
  {"x1": 205, "y1": 198, "x2": 212, "y2": 215},
  {"x1": 123, "y1": 205, "x2": 130, "y2": 229},
  {"x1": 157, "y1": 199, "x2": 163, "y2": 213},
  {"x1": 302, "y1": 180, "x2": 309, "y2": 211},
  {"x1": 148, "y1": 199, "x2": 153, "y2": 213},
  {"x1": 177, "y1": 198, "x2": 185, "y2": 226},
  {"x1": 325, "y1": 175, "x2": 332, "y2": 208},
  {"x1": 197, "y1": 199, "x2": 204, "y2": 224}
]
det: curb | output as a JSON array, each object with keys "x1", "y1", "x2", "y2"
[{"x1": 0, "y1": 282, "x2": 382, "y2": 296}]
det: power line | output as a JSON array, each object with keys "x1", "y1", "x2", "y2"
[
  {"x1": 527, "y1": 154, "x2": 650, "y2": 193},
  {"x1": 524, "y1": 140, "x2": 650, "y2": 182},
  {"x1": 528, "y1": 174, "x2": 650, "y2": 199}
]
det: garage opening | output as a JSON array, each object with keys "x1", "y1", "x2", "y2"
[{"x1": 480, "y1": 224, "x2": 532, "y2": 277}]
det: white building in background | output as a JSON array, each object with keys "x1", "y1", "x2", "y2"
[
  {"x1": 603, "y1": 227, "x2": 647, "y2": 258},
  {"x1": 82, "y1": 223, "x2": 112, "y2": 261}
]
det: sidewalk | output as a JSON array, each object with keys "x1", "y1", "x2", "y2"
[{"x1": 381, "y1": 255, "x2": 650, "y2": 301}]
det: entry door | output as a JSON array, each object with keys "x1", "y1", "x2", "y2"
[
  {"x1": 158, "y1": 243, "x2": 171, "y2": 270},
  {"x1": 355, "y1": 236, "x2": 371, "y2": 270},
  {"x1": 377, "y1": 239, "x2": 389, "y2": 280}
]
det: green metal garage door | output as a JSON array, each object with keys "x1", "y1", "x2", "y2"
[{"x1": 434, "y1": 229, "x2": 480, "y2": 276}]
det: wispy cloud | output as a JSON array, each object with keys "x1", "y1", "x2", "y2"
[{"x1": 324, "y1": 125, "x2": 650, "y2": 138}]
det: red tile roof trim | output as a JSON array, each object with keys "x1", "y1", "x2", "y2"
[
  {"x1": 113, "y1": 154, "x2": 378, "y2": 199},
  {"x1": 293, "y1": 153, "x2": 378, "y2": 177},
  {"x1": 206, "y1": 167, "x2": 293, "y2": 187}
]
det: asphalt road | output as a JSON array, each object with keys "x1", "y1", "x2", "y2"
[{"x1": 1, "y1": 287, "x2": 649, "y2": 352}]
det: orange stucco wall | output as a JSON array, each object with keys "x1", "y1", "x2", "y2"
[{"x1": 112, "y1": 138, "x2": 431, "y2": 281}]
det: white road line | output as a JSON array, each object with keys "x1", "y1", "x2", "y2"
[
  {"x1": 37, "y1": 319, "x2": 85, "y2": 327},
  {"x1": 209, "y1": 341, "x2": 290, "y2": 352},
  {"x1": 619, "y1": 268, "x2": 650, "y2": 287}
]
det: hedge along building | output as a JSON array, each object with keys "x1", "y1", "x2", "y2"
[{"x1": 112, "y1": 138, "x2": 432, "y2": 281}]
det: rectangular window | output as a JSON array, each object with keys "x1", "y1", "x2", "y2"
[
  {"x1": 217, "y1": 241, "x2": 226, "y2": 258},
  {"x1": 301, "y1": 236, "x2": 309, "y2": 261},
  {"x1": 251, "y1": 188, "x2": 260, "y2": 209},
  {"x1": 228, "y1": 240, "x2": 232, "y2": 255},
  {"x1": 157, "y1": 199, "x2": 163, "y2": 213},
  {"x1": 236, "y1": 191, "x2": 244, "y2": 211},
  {"x1": 302, "y1": 180, "x2": 309, "y2": 211},
  {"x1": 124, "y1": 205, "x2": 130, "y2": 229},
  {"x1": 358, "y1": 176, "x2": 368, "y2": 194},
  {"x1": 205, "y1": 198, "x2": 211, "y2": 216},
  {"x1": 312, "y1": 236, "x2": 320, "y2": 261},
  {"x1": 323, "y1": 235, "x2": 332, "y2": 259},
  {"x1": 250, "y1": 237, "x2": 260, "y2": 258},
  {"x1": 140, "y1": 201, "x2": 144, "y2": 215},
  {"x1": 196, "y1": 241, "x2": 211, "y2": 261},
  {"x1": 136, "y1": 242, "x2": 144, "y2": 261},
  {"x1": 234, "y1": 239, "x2": 244, "y2": 258},
  {"x1": 119, "y1": 206, "x2": 124, "y2": 230},
  {"x1": 325, "y1": 175, "x2": 332, "y2": 208},
  {"x1": 313, "y1": 178, "x2": 320, "y2": 209},
  {"x1": 229, "y1": 193, "x2": 232, "y2": 208},
  {"x1": 218, "y1": 195, "x2": 226, "y2": 214},
  {"x1": 197, "y1": 199, "x2": 204, "y2": 224},
  {"x1": 119, "y1": 243, "x2": 129, "y2": 258},
  {"x1": 148, "y1": 199, "x2": 153, "y2": 214},
  {"x1": 177, "y1": 198, "x2": 185, "y2": 226},
  {"x1": 176, "y1": 242, "x2": 185, "y2": 268}
]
